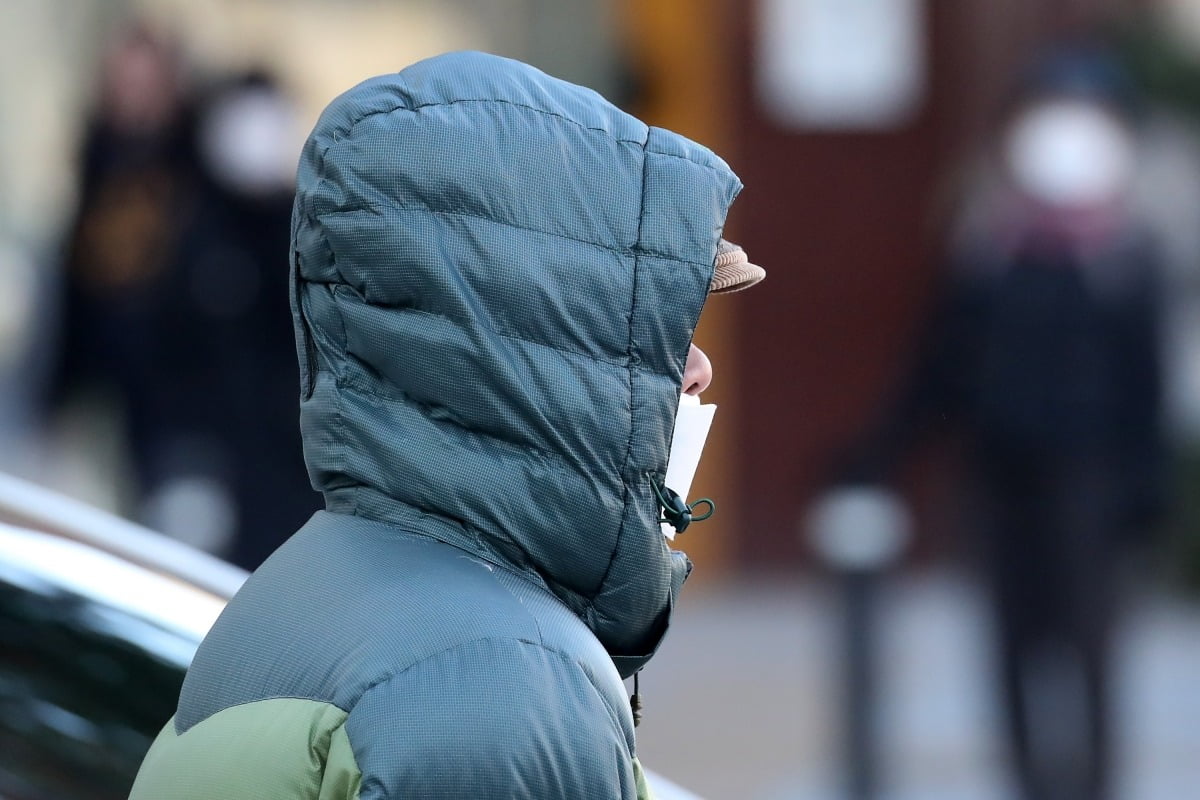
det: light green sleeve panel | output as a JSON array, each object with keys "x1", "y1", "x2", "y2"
[
  {"x1": 319, "y1": 721, "x2": 363, "y2": 800},
  {"x1": 632, "y1": 758, "x2": 655, "y2": 800},
  {"x1": 128, "y1": 699, "x2": 360, "y2": 800}
]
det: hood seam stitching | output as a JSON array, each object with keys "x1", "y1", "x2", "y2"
[
  {"x1": 587, "y1": 137, "x2": 651, "y2": 619},
  {"x1": 314, "y1": 202, "x2": 709, "y2": 267},
  {"x1": 338, "y1": 95, "x2": 646, "y2": 148},
  {"x1": 333, "y1": 377, "x2": 576, "y2": 477},
  {"x1": 339, "y1": 295, "x2": 632, "y2": 371}
]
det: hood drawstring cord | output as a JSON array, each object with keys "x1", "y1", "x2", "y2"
[
  {"x1": 633, "y1": 481, "x2": 712, "y2": 728},
  {"x1": 651, "y1": 479, "x2": 715, "y2": 535},
  {"x1": 631, "y1": 672, "x2": 643, "y2": 727}
]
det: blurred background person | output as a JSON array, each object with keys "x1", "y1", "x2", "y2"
[
  {"x1": 43, "y1": 23, "x2": 208, "y2": 541},
  {"x1": 831, "y1": 45, "x2": 1167, "y2": 800},
  {"x1": 167, "y1": 67, "x2": 319, "y2": 569},
  {"x1": 43, "y1": 23, "x2": 318, "y2": 569}
]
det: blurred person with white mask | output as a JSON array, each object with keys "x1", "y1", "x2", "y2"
[
  {"x1": 166, "y1": 69, "x2": 321, "y2": 569},
  {"x1": 48, "y1": 33, "x2": 320, "y2": 569},
  {"x1": 833, "y1": 44, "x2": 1165, "y2": 800},
  {"x1": 45, "y1": 23, "x2": 204, "y2": 531}
]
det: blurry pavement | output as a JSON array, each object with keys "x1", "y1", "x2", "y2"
[{"x1": 635, "y1": 569, "x2": 1200, "y2": 800}]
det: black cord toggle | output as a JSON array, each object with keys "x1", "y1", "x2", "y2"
[{"x1": 651, "y1": 479, "x2": 715, "y2": 535}]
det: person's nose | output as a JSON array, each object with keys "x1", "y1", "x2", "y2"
[{"x1": 683, "y1": 343, "x2": 713, "y2": 396}]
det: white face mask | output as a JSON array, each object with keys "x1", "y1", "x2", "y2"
[
  {"x1": 1003, "y1": 99, "x2": 1136, "y2": 208},
  {"x1": 200, "y1": 87, "x2": 301, "y2": 196},
  {"x1": 661, "y1": 393, "x2": 717, "y2": 540}
]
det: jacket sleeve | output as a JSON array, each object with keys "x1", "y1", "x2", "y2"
[{"x1": 343, "y1": 637, "x2": 641, "y2": 800}]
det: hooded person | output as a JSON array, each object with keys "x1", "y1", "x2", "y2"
[{"x1": 128, "y1": 51, "x2": 763, "y2": 799}]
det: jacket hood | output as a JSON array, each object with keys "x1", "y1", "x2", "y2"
[{"x1": 290, "y1": 51, "x2": 741, "y2": 673}]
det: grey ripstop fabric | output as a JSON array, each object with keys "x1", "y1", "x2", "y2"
[{"x1": 132, "y1": 50, "x2": 743, "y2": 799}]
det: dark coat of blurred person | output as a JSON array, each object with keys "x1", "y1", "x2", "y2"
[
  {"x1": 48, "y1": 24, "x2": 206, "y2": 524},
  {"x1": 842, "y1": 48, "x2": 1166, "y2": 800},
  {"x1": 177, "y1": 69, "x2": 321, "y2": 569},
  {"x1": 48, "y1": 27, "x2": 318, "y2": 569}
]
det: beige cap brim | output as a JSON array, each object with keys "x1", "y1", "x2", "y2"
[{"x1": 711, "y1": 238, "x2": 766, "y2": 294}]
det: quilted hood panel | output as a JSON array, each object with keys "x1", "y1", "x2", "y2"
[{"x1": 290, "y1": 51, "x2": 741, "y2": 665}]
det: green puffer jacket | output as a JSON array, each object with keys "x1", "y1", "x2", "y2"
[{"x1": 129, "y1": 51, "x2": 741, "y2": 799}]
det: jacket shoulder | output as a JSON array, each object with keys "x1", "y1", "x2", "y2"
[
  {"x1": 178, "y1": 513, "x2": 542, "y2": 731},
  {"x1": 346, "y1": 636, "x2": 640, "y2": 800}
]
